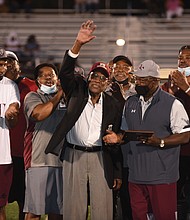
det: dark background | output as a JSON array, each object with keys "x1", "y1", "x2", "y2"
[{"x1": 30, "y1": 0, "x2": 190, "y2": 10}]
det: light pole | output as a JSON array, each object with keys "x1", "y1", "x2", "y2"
[
  {"x1": 105, "y1": 0, "x2": 110, "y2": 13},
  {"x1": 58, "y1": 0, "x2": 63, "y2": 13}
]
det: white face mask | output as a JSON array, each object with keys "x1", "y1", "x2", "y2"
[
  {"x1": 178, "y1": 67, "x2": 190, "y2": 77},
  {"x1": 40, "y1": 84, "x2": 57, "y2": 94}
]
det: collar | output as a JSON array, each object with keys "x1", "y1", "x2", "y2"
[
  {"x1": 88, "y1": 90, "x2": 103, "y2": 105},
  {"x1": 139, "y1": 95, "x2": 152, "y2": 105},
  {"x1": 139, "y1": 87, "x2": 160, "y2": 104}
]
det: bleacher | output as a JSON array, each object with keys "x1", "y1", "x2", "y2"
[
  {"x1": 0, "y1": 12, "x2": 190, "y2": 75},
  {"x1": 0, "y1": 13, "x2": 124, "y2": 71},
  {"x1": 140, "y1": 14, "x2": 190, "y2": 68}
]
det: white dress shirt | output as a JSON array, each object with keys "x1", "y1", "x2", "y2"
[{"x1": 66, "y1": 93, "x2": 103, "y2": 147}]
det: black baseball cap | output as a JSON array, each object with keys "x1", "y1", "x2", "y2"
[
  {"x1": 113, "y1": 55, "x2": 133, "y2": 67},
  {"x1": 33, "y1": 63, "x2": 58, "y2": 79}
]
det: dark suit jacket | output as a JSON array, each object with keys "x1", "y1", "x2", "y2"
[{"x1": 45, "y1": 51, "x2": 123, "y2": 189}]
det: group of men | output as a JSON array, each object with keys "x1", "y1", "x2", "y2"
[
  {"x1": 0, "y1": 49, "x2": 65, "y2": 220},
  {"x1": 1, "y1": 19, "x2": 190, "y2": 220}
]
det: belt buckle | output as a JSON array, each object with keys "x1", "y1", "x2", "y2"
[{"x1": 85, "y1": 146, "x2": 88, "y2": 152}]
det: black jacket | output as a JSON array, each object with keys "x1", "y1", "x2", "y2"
[{"x1": 45, "y1": 51, "x2": 123, "y2": 188}]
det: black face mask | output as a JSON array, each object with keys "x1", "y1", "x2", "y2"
[
  {"x1": 135, "y1": 85, "x2": 150, "y2": 96},
  {"x1": 113, "y1": 77, "x2": 129, "y2": 85}
]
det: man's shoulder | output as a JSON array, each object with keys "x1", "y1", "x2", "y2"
[
  {"x1": 20, "y1": 77, "x2": 34, "y2": 84},
  {"x1": 18, "y1": 77, "x2": 38, "y2": 91},
  {"x1": 25, "y1": 90, "x2": 38, "y2": 100},
  {"x1": 103, "y1": 91, "x2": 123, "y2": 107},
  {"x1": 2, "y1": 76, "x2": 16, "y2": 86},
  {"x1": 126, "y1": 93, "x2": 138, "y2": 101},
  {"x1": 103, "y1": 91, "x2": 117, "y2": 100},
  {"x1": 159, "y1": 88, "x2": 176, "y2": 100}
]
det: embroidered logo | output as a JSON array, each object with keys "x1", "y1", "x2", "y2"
[
  {"x1": 99, "y1": 63, "x2": 106, "y2": 68},
  {"x1": 139, "y1": 64, "x2": 145, "y2": 70},
  {"x1": 0, "y1": 48, "x2": 5, "y2": 57}
]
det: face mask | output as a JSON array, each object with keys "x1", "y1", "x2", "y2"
[
  {"x1": 40, "y1": 84, "x2": 57, "y2": 94},
  {"x1": 135, "y1": 85, "x2": 150, "y2": 96},
  {"x1": 113, "y1": 77, "x2": 129, "y2": 85},
  {"x1": 178, "y1": 67, "x2": 190, "y2": 77}
]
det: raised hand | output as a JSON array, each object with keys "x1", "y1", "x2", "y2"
[
  {"x1": 71, "y1": 20, "x2": 96, "y2": 54},
  {"x1": 76, "y1": 20, "x2": 96, "y2": 45}
]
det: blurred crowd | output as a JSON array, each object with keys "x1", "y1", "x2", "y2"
[
  {"x1": 0, "y1": 0, "x2": 188, "y2": 21},
  {"x1": 1, "y1": 19, "x2": 190, "y2": 220},
  {"x1": 3, "y1": 31, "x2": 41, "y2": 76},
  {"x1": 0, "y1": 0, "x2": 32, "y2": 13},
  {"x1": 2, "y1": 0, "x2": 190, "y2": 215}
]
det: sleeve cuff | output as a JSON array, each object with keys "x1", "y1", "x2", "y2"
[{"x1": 68, "y1": 50, "x2": 79, "y2": 58}]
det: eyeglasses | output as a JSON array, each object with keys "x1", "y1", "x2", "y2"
[
  {"x1": 38, "y1": 73, "x2": 57, "y2": 79},
  {"x1": 89, "y1": 72, "x2": 108, "y2": 82},
  {"x1": 134, "y1": 76, "x2": 158, "y2": 84},
  {"x1": 113, "y1": 64, "x2": 131, "y2": 72},
  {"x1": 178, "y1": 55, "x2": 190, "y2": 60}
]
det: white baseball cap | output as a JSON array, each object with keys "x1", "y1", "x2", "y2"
[
  {"x1": 134, "y1": 60, "x2": 160, "y2": 78},
  {"x1": 6, "y1": 51, "x2": 19, "y2": 62}
]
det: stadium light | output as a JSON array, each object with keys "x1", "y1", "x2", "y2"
[{"x1": 116, "y1": 38, "x2": 125, "y2": 46}]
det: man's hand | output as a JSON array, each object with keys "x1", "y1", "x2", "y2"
[
  {"x1": 71, "y1": 20, "x2": 96, "y2": 54},
  {"x1": 113, "y1": 178, "x2": 122, "y2": 190},
  {"x1": 5, "y1": 103, "x2": 19, "y2": 120},
  {"x1": 103, "y1": 130, "x2": 120, "y2": 144},
  {"x1": 140, "y1": 134, "x2": 160, "y2": 146},
  {"x1": 5, "y1": 102, "x2": 19, "y2": 128},
  {"x1": 56, "y1": 79, "x2": 64, "y2": 98},
  {"x1": 76, "y1": 20, "x2": 96, "y2": 45},
  {"x1": 170, "y1": 70, "x2": 189, "y2": 92}
]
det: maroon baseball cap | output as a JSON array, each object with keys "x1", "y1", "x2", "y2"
[{"x1": 89, "y1": 62, "x2": 110, "y2": 77}]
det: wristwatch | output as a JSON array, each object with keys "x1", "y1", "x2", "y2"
[{"x1": 159, "y1": 139, "x2": 165, "y2": 148}]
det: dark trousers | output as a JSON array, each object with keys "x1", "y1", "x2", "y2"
[
  {"x1": 113, "y1": 167, "x2": 133, "y2": 220},
  {"x1": 177, "y1": 156, "x2": 190, "y2": 219}
]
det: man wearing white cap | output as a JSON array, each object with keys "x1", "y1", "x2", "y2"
[
  {"x1": 4, "y1": 50, "x2": 37, "y2": 220},
  {"x1": 103, "y1": 59, "x2": 190, "y2": 220},
  {"x1": 0, "y1": 48, "x2": 20, "y2": 220}
]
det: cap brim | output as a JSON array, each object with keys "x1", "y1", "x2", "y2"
[
  {"x1": 113, "y1": 55, "x2": 133, "y2": 66},
  {"x1": 134, "y1": 70, "x2": 160, "y2": 78},
  {"x1": 92, "y1": 67, "x2": 109, "y2": 77},
  {"x1": 134, "y1": 70, "x2": 150, "y2": 77}
]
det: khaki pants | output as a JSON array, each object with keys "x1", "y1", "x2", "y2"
[{"x1": 62, "y1": 147, "x2": 113, "y2": 220}]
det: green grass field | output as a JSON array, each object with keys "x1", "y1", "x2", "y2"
[
  {"x1": 6, "y1": 202, "x2": 90, "y2": 219},
  {"x1": 6, "y1": 202, "x2": 47, "y2": 220}
]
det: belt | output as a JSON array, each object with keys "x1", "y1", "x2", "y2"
[{"x1": 67, "y1": 142, "x2": 102, "y2": 152}]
